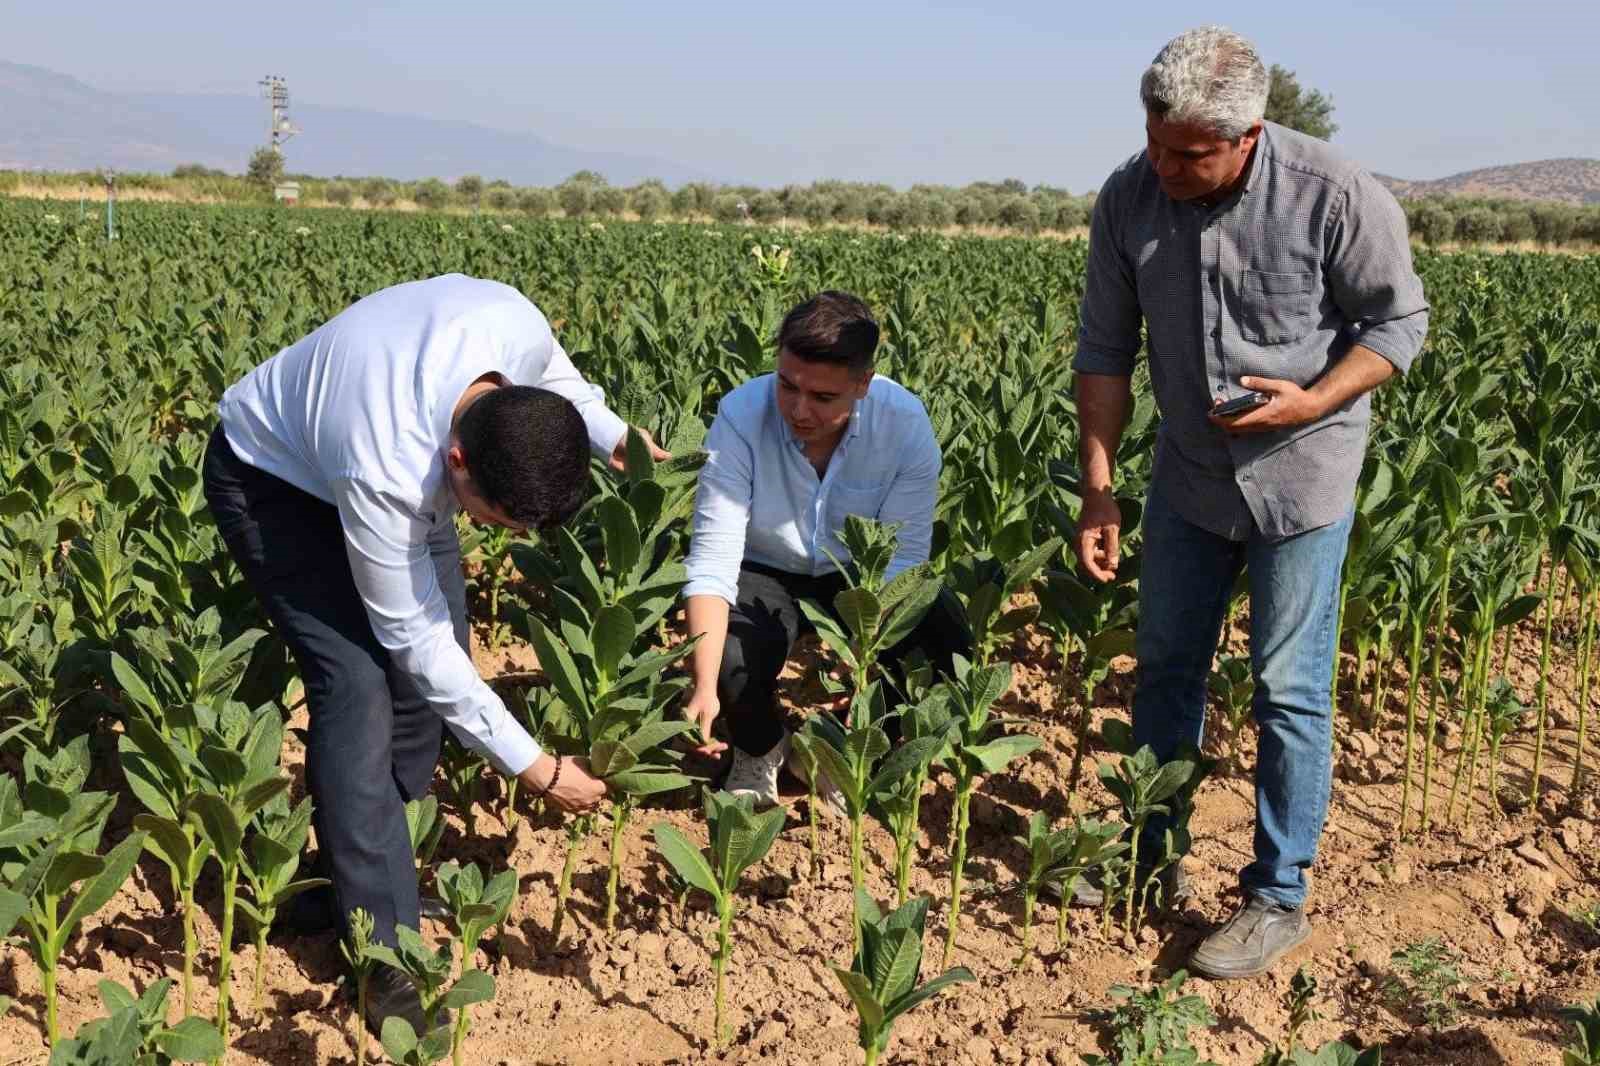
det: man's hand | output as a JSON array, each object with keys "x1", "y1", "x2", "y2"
[
  {"x1": 1075, "y1": 487, "x2": 1122, "y2": 582},
  {"x1": 683, "y1": 687, "x2": 727, "y2": 756},
  {"x1": 1208, "y1": 376, "x2": 1326, "y2": 434},
  {"x1": 609, "y1": 427, "x2": 671, "y2": 473},
  {"x1": 519, "y1": 753, "x2": 606, "y2": 814}
]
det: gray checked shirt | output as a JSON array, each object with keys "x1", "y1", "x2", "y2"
[{"x1": 1073, "y1": 121, "x2": 1429, "y2": 541}]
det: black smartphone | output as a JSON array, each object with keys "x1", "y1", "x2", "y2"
[{"x1": 1213, "y1": 390, "x2": 1269, "y2": 418}]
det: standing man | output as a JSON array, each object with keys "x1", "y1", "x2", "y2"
[
  {"x1": 202, "y1": 274, "x2": 665, "y2": 1033},
  {"x1": 681, "y1": 292, "x2": 971, "y2": 805},
  {"x1": 1071, "y1": 27, "x2": 1427, "y2": 979}
]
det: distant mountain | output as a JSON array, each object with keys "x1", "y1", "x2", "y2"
[
  {"x1": 1376, "y1": 158, "x2": 1600, "y2": 206},
  {"x1": 0, "y1": 59, "x2": 710, "y2": 187}
]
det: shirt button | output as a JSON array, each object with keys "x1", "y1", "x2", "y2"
[
  {"x1": 1216, "y1": 384, "x2": 1225, "y2": 393},
  {"x1": 1211, "y1": 326, "x2": 1221, "y2": 338}
]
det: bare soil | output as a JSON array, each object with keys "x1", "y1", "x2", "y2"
[{"x1": 3, "y1": 606, "x2": 1595, "y2": 1066}]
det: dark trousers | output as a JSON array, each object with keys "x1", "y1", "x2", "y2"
[
  {"x1": 201, "y1": 426, "x2": 466, "y2": 947},
  {"x1": 719, "y1": 561, "x2": 972, "y2": 756}
]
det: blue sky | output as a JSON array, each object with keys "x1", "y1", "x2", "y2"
[{"x1": 5, "y1": 0, "x2": 1596, "y2": 191}]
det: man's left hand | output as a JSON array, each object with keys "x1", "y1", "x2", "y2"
[
  {"x1": 609, "y1": 427, "x2": 671, "y2": 473},
  {"x1": 1209, "y1": 376, "x2": 1326, "y2": 434}
]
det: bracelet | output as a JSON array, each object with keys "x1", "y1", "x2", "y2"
[{"x1": 538, "y1": 755, "x2": 564, "y2": 797}]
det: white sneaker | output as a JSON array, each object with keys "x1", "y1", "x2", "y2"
[
  {"x1": 786, "y1": 743, "x2": 847, "y2": 818},
  {"x1": 724, "y1": 733, "x2": 789, "y2": 808}
]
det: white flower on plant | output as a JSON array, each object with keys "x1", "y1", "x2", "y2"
[
  {"x1": 500, "y1": 223, "x2": 515, "y2": 232},
  {"x1": 589, "y1": 222, "x2": 605, "y2": 231},
  {"x1": 294, "y1": 226, "x2": 312, "y2": 236},
  {"x1": 43, "y1": 213, "x2": 60, "y2": 224}
]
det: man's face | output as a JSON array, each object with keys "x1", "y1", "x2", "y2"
[
  {"x1": 774, "y1": 349, "x2": 872, "y2": 446},
  {"x1": 446, "y1": 443, "x2": 527, "y2": 531},
  {"x1": 1145, "y1": 114, "x2": 1261, "y2": 203}
]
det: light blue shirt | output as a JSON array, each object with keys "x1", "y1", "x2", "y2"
[{"x1": 684, "y1": 373, "x2": 941, "y2": 605}]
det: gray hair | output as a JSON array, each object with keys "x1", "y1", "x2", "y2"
[{"x1": 1140, "y1": 26, "x2": 1268, "y2": 141}]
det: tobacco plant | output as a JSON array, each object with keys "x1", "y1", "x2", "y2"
[
  {"x1": 47, "y1": 979, "x2": 222, "y2": 1066},
  {"x1": 1011, "y1": 813, "x2": 1125, "y2": 967},
  {"x1": 651, "y1": 789, "x2": 786, "y2": 1047}
]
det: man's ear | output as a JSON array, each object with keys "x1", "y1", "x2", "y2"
[
  {"x1": 446, "y1": 441, "x2": 468, "y2": 472},
  {"x1": 855, "y1": 368, "x2": 876, "y2": 397}
]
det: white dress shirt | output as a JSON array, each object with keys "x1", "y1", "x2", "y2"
[
  {"x1": 684, "y1": 373, "x2": 941, "y2": 605},
  {"x1": 218, "y1": 274, "x2": 627, "y2": 776}
]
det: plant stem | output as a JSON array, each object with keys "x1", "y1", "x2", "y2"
[
  {"x1": 181, "y1": 879, "x2": 197, "y2": 1016},
  {"x1": 42, "y1": 956, "x2": 57, "y2": 1046},
  {"x1": 356, "y1": 971, "x2": 369, "y2": 1065},
  {"x1": 253, "y1": 928, "x2": 268, "y2": 1016},
  {"x1": 452, "y1": 1000, "x2": 470, "y2": 1066},
  {"x1": 1399, "y1": 619, "x2": 1426, "y2": 838},
  {"x1": 604, "y1": 798, "x2": 630, "y2": 935},
  {"x1": 504, "y1": 775, "x2": 520, "y2": 833},
  {"x1": 894, "y1": 805, "x2": 916, "y2": 908},
  {"x1": 217, "y1": 862, "x2": 239, "y2": 1047},
  {"x1": 1573, "y1": 588, "x2": 1596, "y2": 793},
  {"x1": 1123, "y1": 819, "x2": 1143, "y2": 936},
  {"x1": 1446, "y1": 631, "x2": 1487, "y2": 824},
  {"x1": 806, "y1": 777, "x2": 821, "y2": 884},
  {"x1": 552, "y1": 816, "x2": 588, "y2": 941},
  {"x1": 1370, "y1": 628, "x2": 1392, "y2": 731},
  {"x1": 864, "y1": 1041, "x2": 880, "y2": 1066},
  {"x1": 1421, "y1": 545, "x2": 1455, "y2": 831},
  {"x1": 941, "y1": 780, "x2": 972, "y2": 969},
  {"x1": 1015, "y1": 886, "x2": 1036, "y2": 969},
  {"x1": 1056, "y1": 879, "x2": 1071, "y2": 953},
  {"x1": 1530, "y1": 563, "x2": 1557, "y2": 806},
  {"x1": 849, "y1": 812, "x2": 865, "y2": 957},
  {"x1": 1065, "y1": 675, "x2": 1096, "y2": 809},
  {"x1": 714, "y1": 899, "x2": 733, "y2": 1048}
]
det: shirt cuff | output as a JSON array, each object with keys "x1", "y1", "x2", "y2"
[
  {"x1": 584, "y1": 405, "x2": 629, "y2": 460},
  {"x1": 1072, "y1": 345, "x2": 1137, "y2": 376},
  {"x1": 476, "y1": 719, "x2": 543, "y2": 777},
  {"x1": 683, "y1": 575, "x2": 739, "y2": 606},
  {"x1": 1352, "y1": 319, "x2": 1425, "y2": 376}
]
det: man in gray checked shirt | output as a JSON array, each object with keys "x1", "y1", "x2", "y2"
[{"x1": 1070, "y1": 26, "x2": 1428, "y2": 978}]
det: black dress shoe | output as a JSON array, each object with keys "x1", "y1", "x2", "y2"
[
  {"x1": 418, "y1": 894, "x2": 451, "y2": 922},
  {"x1": 272, "y1": 882, "x2": 338, "y2": 936},
  {"x1": 362, "y1": 964, "x2": 452, "y2": 1040}
]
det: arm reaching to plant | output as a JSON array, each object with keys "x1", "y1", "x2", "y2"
[
  {"x1": 517, "y1": 753, "x2": 606, "y2": 814},
  {"x1": 1074, "y1": 373, "x2": 1132, "y2": 582},
  {"x1": 682, "y1": 399, "x2": 755, "y2": 755},
  {"x1": 684, "y1": 596, "x2": 731, "y2": 755}
]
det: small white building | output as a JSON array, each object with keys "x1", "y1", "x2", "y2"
[{"x1": 273, "y1": 181, "x2": 301, "y2": 205}]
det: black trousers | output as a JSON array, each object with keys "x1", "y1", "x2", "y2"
[
  {"x1": 719, "y1": 561, "x2": 972, "y2": 756},
  {"x1": 201, "y1": 426, "x2": 466, "y2": 948}
]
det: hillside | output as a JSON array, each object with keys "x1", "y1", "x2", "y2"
[
  {"x1": 1378, "y1": 158, "x2": 1600, "y2": 206},
  {"x1": 0, "y1": 59, "x2": 709, "y2": 186}
]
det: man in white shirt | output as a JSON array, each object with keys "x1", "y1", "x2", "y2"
[
  {"x1": 681, "y1": 292, "x2": 970, "y2": 806},
  {"x1": 201, "y1": 274, "x2": 662, "y2": 1035}
]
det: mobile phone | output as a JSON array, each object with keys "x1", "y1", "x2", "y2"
[{"x1": 1212, "y1": 390, "x2": 1269, "y2": 418}]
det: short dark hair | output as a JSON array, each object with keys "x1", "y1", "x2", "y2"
[
  {"x1": 775, "y1": 291, "x2": 879, "y2": 375},
  {"x1": 457, "y1": 386, "x2": 590, "y2": 530}
]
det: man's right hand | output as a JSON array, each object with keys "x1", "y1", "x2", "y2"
[
  {"x1": 683, "y1": 688, "x2": 728, "y2": 756},
  {"x1": 1076, "y1": 487, "x2": 1122, "y2": 583},
  {"x1": 519, "y1": 753, "x2": 606, "y2": 814}
]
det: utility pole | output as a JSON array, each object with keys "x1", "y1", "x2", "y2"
[{"x1": 259, "y1": 76, "x2": 301, "y2": 155}]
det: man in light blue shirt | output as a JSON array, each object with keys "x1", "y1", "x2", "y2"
[{"x1": 682, "y1": 292, "x2": 970, "y2": 805}]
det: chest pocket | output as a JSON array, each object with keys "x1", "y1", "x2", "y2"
[
  {"x1": 1239, "y1": 269, "x2": 1319, "y2": 346},
  {"x1": 826, "y1": 481, "x2": 889, "y2": 530}
]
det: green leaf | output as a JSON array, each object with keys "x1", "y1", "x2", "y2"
[
  {"x1": 604, "y1": 770, "x2": 695, "y2": 797},
  {"x1": 622, "y1": 719, "x2": 696, "y2": 758},
  {"x1": 831, "y1": 967, "x2": 885, "y2": 1033},
  {"x1": 588, "y1": 739, "x2": 637, "y2": 778},
  {"x1": 526, "y1": 616, "x2": 591, "y2": 720},
  {"x1": 871, "y1": 927, "x2": 924, "y2": 1006},
  {"x1": 109, "y1": 654, "x2": 162, "y2": 717},
  {"x1": 190, "y1": 793, "x2": 243, "y2": 862},
  {"x1": 652, "y1": 824, "x2": 719, "y2": 898},
  {"x1": 598, "y1": 495, "x2": 644, "y2": 577},
  {"x1": 590, "y1": 604, "x2": 636, "y2": 679},
  {"x1": 132, "y1": 814, "x2": 194, "y2": 872},
  {"x1": 153, "y1": 1017, "x2": 225, "y2": 1062},
  {"x1": 418, "y1": 1024, "x2": 454, "y2": 1063},
  {"x1": 57, "y1": 832, "x2": 146, "y2": 952},
  {"x1": 441, "y1": 968, "x2": 496, "y2": 1009},
  {"x1": 881, "y1": 966, "x2": 976, "y2": 1030},
  {"x1": 835, "y1": 587, "x2": 882, "y2": 643},
  {"x1": 380, "y1": 1015, "x2": 419, "y2": 1063},
  {"x1": 966, "y1": 734, "x2": 1040, "y2": 773}
]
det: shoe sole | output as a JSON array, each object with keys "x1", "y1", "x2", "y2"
[{"x1": 1189, "y1": 917, "x2": 1312, "y2": 980}]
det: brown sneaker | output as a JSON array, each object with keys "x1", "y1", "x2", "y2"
[{"x1": 1189, "y1": 895, "x2": 1310, "y2": 980}]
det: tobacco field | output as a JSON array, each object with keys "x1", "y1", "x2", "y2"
[{"x1": 0, "y1": 199, "x2": 1597, "y2": 1065}]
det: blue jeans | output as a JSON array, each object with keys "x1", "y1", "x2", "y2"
[{"x1": 1132, "y1": 483, "x2": 1351, "y2": 908}]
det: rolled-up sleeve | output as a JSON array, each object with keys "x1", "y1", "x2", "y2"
[
  {"x1": 1073, "y1": 179, "x2": 1143, "y2": 377},
  {"x1": 879, "y1": 411, "x2": 940, "y2": 581},
  {"x1": 683, "y1": 409, "x2": 754, "y2": 605},
  {"x1": 335, "y1": 477, "x2": 541, "y2": 776},
  {"x1": 1326, "y1": 172, "x2": 1430, "y2": 374},
  {"x1": 537, "y1": 339, "x2": 629, "y2": 457}
]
